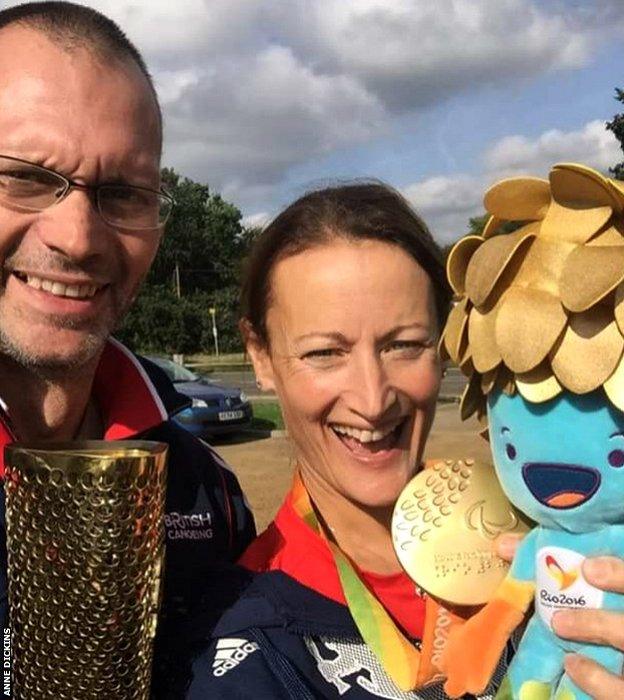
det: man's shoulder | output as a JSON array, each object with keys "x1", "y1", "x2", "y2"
[
  {"x1": 144, "y1": 416, "x2": 225, "y2": 471},
  {"x1": 135, "y1": 353, "x2": 190, "y2": 417},
  {"x1": 96, "y1": 345, "x2": 255, "y2": 563},
  {"x1": 145, "y1": 419, "x2": 247, "y2": 513},
  {"x1": 145, "y1": 423, "x2": 256, "y2": 696}
]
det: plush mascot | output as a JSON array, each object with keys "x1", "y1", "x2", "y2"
[{"x1": 438, "y1": 163, "x2": 624, "y2": 700}]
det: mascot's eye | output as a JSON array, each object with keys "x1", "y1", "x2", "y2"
[
  {"x1": 608, "y1": 449, "x2": 624, "y2": 468},
  {"x1": 505, "y1": 443, "x2": 517, "y2": 460}
]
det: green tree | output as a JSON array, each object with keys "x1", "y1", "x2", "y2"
[
  {"x1": 438, "y1": 216, "x2": 489, "y2": 261},
  {"x1": 464, "y1": 213, "x2": 524, "y2": 238},
  {"x1": 467, "y1": 214, "x2": 489, "y2": 235},
  {"x1": 606, "y1": 88, "x2": 624, "y2": 180},
  {"x1": 117, "y1": 169, "x2": 259, "y2": 355},
  {"x1": 150, "y1": 168, "x2": 249, "y2": 294},
  {"x1": 116, "y1": 285, "x2": 203, "y2": 354}
]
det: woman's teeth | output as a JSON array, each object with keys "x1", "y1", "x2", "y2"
[
  {"x1": 332, "y1": 421, "x2": 401, "y2": 444},
  {"x1": 16, "y1": 272, "x2": 100, "y2": 299}
]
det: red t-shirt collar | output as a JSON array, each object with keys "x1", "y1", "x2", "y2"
[{"x1": 240, "y1": 489, "x2": 426, "y2": 639}]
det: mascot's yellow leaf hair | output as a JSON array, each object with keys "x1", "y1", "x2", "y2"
[{"x1": 440, "y1": 163, "x2": 624, "y2": 422}]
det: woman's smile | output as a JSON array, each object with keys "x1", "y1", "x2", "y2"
[{"x1": 329, "y1": 416, "x2": 409, "y2": 462}]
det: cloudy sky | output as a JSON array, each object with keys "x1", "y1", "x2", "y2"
[{"x1": 8, "y1": 0, "x2": 624, "y2": 243}]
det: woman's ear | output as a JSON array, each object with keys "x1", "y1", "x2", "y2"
[{"x1": 239, "y1": 318, "x2": 276, "y2": 392}]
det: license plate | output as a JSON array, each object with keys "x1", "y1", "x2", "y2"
[{"x1": 218, "y1": 410, "x2": 244, "y2": 421}]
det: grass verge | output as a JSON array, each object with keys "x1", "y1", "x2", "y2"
[{"x1": 251, "y1": 400, "x2": 285, "y2": 431}]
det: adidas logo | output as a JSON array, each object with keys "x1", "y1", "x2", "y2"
[{"x1": 212, "y1": 637, "x2": 259, "y2": 677}]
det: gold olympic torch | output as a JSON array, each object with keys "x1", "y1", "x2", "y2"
[{"x1": 4, "y1": 440, "x2": 168, "y2": 699}]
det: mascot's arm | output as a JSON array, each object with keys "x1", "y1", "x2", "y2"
[{"x1": 441, "y1": 528, "x2": 538, "y2": 698}]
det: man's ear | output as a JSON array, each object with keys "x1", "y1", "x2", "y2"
[{"x1": 239, "y1": 318, "x2": 275, "y2": 392}]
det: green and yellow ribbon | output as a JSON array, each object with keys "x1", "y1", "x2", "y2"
[{"x1": 291, "y1": 473, "x2": 422, "y2": 691}]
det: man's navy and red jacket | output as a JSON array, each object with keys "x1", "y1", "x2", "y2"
[{"x1": 0, "y1": 338, "x2": 256, "y2": 698}]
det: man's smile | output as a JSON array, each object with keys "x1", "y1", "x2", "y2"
[
  {"x1": 11, "y1": 270, "x2": 106, "y2": 300},
  {"x1": 4, "y1": 269, "x2": 112, "y2": 324}
]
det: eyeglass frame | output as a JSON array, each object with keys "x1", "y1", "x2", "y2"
[{"x1": 0, "y1": 154, "x2": 175, "y2": 231}]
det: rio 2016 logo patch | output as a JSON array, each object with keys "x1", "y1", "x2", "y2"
[
  {"x1": 536, "y1": 547, "x2": 603, "y2": 627},
  {"x1": 545, "y1": 554, "x2": 578, "y2": 590}
]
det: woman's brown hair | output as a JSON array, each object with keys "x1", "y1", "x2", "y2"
[{"x1": 241, "y1": 181, "x2": 452, "y2": 345}]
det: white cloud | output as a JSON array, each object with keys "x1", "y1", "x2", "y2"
[
  {"x1": 145, "y1": 0, "x2": 624, "y2": 209},
  {"x1": 405, "y1": 175, "x2": 482, "y2": 216},
  {"x1": 81, "y1": 0, "x2": 268, "y2": 58},
  {"x1": 241, "y1": 211, "x2": 271, "y2": 230},
  {"x1": 404, "y1": 119, "x2": 623, "y2": 243},
  {"x1": 291, "y1": 0, "x2": 594, "y2": 110},
  {"x1": 155, "y1": 69, "x2": 201, "y2": 106},
  {"x1": 3, "y1": 0, "x2": 623, "y2": 215},
  {"x1": 162, "y1": 44, "x2": 385, "y2": 198},
  {"x1": 404, "y1": 174, "x2": 486, "y2": 244},
  {"x1": 485, "y1": 120, "x2": 621, "y2": 175}
]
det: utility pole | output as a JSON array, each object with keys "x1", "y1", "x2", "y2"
[
  {"x1": 172, "y1": 263, "x2": 183, "y2": 366},
  {"x1": 209, "y1": 307, "x2": 219, "y2": 357},
  {"x1": 174, "y1": 262, "x2": 181, "y2": 299}
]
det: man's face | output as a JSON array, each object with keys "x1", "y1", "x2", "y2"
[{"x1": 0, "y1": 26, "x2": 162, "y2": 371}]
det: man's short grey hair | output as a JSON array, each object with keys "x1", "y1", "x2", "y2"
[{"x1": 0, "y1": 1, "x2": 162, "y2": 144}]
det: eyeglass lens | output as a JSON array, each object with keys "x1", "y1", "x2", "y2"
[{"x1": 0, "y1": 156, "x2": 171, "y2": 229}]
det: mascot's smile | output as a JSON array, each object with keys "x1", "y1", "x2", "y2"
[{"x1": 522, "y1": 463, "x2": 601, "y2": 509}]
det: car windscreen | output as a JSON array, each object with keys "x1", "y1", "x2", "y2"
[{"x1": 151, "y1": 358, "x2": 200, "y2": 383}]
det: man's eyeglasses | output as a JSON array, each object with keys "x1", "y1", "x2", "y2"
[{"x1": 0, "y1": 155, "x2": 174, "y2": 230}]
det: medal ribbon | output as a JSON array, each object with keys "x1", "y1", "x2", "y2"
[{"x1": 291, "y1": 473, "x2": 463, "y2": 691}]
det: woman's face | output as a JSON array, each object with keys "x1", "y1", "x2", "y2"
[{"x1": 251, "y1": 238, "x2": 441, "y2": 508}]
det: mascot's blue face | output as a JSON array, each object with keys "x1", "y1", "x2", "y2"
[{"x1": 487, "y1": 389, "x2": 624, "y2": 532}]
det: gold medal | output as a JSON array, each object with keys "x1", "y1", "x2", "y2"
[{"x1": 392, "y1": 459, "x2": 531, "y2": 606}]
